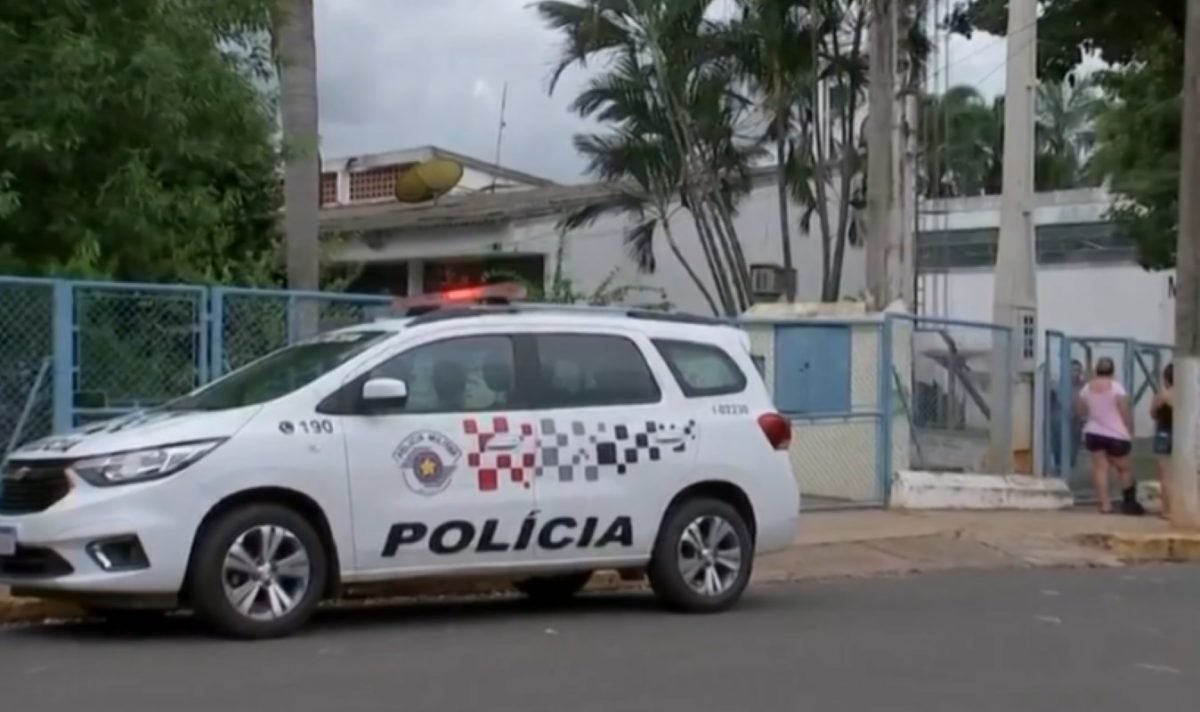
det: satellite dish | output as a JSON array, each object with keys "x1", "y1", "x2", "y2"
[{"x1": 394, "y1": 159, "x2": 464, "y2": 203}]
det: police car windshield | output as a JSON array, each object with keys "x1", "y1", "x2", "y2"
[{"x1": 164, "y1": 330, "x2": 391, "y2": 411}]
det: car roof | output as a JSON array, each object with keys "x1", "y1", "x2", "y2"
[
  {"x1": 404, "y1": 303, "x2": 735, "y2": 331},
  {"x1": 333, "y1": 303, "x2": 741, "y2": 340}
]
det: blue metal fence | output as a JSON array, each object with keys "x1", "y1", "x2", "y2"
[
  {"x1": 1042, "y1": 331, "x2": 1173, "y2": 495},
  {"x1": 740, "y1": 312, "x2": 1015, "y2": 509},
  {"x1": 0, "y1": 274, "x2": 1023, "y2": 508},
  {"x1": 209, "y1": 287, "x2": 390, "y2": 377},
  {"x1": 0, "y1": 276, "x2": 393, "y2": 456}
]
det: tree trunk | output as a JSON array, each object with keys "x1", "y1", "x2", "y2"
[
  {"x1": 775, "y1": 111, "x2": 795, "y2": 301},
  {"x1": 689, "y1": 200, "x2": 737, "y2": 314},
  {"x1": 709, "y1": 191, "x2": 752, "y2": 308},
  {"x1": 701, "y1": 197, "x2": 749, "y2": 313},
  {"x1": 1171, "y1": 0, "x2": 1200, "y2": 527},
  {"x1": 662, "y1": 221, "x2": 720, "y2": 315},
  {"x1": 276, "y1": 0, "x2": 321, "y2": 339}
]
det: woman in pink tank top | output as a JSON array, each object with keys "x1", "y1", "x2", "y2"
[{"x1": 1075, "y1": 357, "x2": 1144, "y2": 515}]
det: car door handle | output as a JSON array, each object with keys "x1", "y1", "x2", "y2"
[{"x1": 486, "y1": 435, "x2": 521, "y2": 451}]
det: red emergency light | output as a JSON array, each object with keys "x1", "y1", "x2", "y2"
[{"x1": 391, "y1": 282, "x2": 528, "y2": 311}]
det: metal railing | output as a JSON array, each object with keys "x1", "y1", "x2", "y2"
[
  {"x1": 0, "y1": 276, "x2": 392, "y2": 456},
  {"x1": 1043, "y1": 331, "x2": 1172, "y2": 495}
]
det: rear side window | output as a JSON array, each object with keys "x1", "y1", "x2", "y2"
[
  {"x1": 535, "y1": 333, "x2": 661, "y2": 408},
  {"x1": 653, "y1": 339, "x2": 747, "y2": 397}
]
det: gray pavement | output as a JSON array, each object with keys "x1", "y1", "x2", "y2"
[{"x1": 1, "y1": 565, "x2": 1198, "y2": 712}]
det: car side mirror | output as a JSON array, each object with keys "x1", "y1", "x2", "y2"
[{"x1": 361, "y1": 377, "x2": 408, "y2": 412}]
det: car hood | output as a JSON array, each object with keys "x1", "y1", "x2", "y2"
[{"x1": 9, "y1": 407, "x2": 260, "y2": 461}]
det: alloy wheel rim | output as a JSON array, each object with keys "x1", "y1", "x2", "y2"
[
  {"x1": 221, "y1": 524, "x2": 312, "y2": 621},
  {"x1": 676, "y1": 514, "x2": 743, "y2": 596}
]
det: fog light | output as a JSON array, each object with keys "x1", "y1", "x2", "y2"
[{"x1": 86, "y1": 536, "x2": 149, "y2": 572}]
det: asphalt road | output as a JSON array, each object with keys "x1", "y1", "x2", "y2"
[{"x1": 1, "y1": 565, "x2": 1197, "y2": 712}]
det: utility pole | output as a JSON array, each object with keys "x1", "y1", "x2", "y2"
[
  {"x1": 888, "y1": 2, "x2": 913, "y2": 308},
  {"x1": 893, "y1": 3, "x2": 918, "y2": 312},
  {"x1": 1171, "y1": 0, "x2": 1200, "y2": 528},
  {"x1": 277, "y1": 0, "x2": 322, "y2": 339},
  {"x1": 867, "y1": 0, "x2": 896, "y2": 309},
  {"x1": 895, "y1": 93, "x2": 918, "y2": 310},
  {"x1": 988, "y1": 0, "x2": 1037, "y2": 474}
]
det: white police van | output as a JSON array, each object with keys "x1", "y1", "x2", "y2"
[{"x1": 0, "y1": 287, "x2": 800, "y2": 639}]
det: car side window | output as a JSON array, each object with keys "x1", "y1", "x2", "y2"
[
  {"x1": 370, "y1": 335, "x2": 517, "y2": 413},
  {"x1": 653, "y1": 339, "x2": 747, "y2": 397},
  {"x1": 535, "y1": 333, "x2": 660, "y2": 408}
]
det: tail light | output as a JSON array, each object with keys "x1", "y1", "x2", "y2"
[{"x1": 757, "y1": 412, "x2": 791, "y2": 451}]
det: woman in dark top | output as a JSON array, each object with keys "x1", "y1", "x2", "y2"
[{"x1": 1151, "y1": 363, "x2": 1174, "y2": 517}]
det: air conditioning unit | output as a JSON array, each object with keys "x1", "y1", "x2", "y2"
[{"x1": 749, "y1": 263, "x2": 793, "y2": 301}]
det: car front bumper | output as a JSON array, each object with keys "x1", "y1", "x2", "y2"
[{"x1": 0, "y1": 478, "x2": 202, "y2": 599}]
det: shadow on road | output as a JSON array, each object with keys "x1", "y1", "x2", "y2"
[{"x1": 3, "y1": 585, "x2": 813, "y2": 642}]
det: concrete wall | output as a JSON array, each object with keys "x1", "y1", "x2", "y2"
[
  {"x1": 746, "y1": 314, "x2": 912, "y2": 504},
  {"x1": 543, "y1": 179, "x2": 868, "y2": 314},
  {"x1": 922, "y1": 264, "x2": 1174, "y2": 352}
]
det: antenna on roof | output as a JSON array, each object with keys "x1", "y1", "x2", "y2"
[{"x1": 488, "y1": 81, "x2": 509, "y2": 194}]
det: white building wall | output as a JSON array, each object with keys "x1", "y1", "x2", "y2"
[
  {"x1": 923, "y1": 265, "x2": 1175, "y2": 346},
  {"x1": 540, "y1": 180, "x2": 868, "y2": 314},
  {"x1": 917, "y1": 187, "x2": 1175, "y2": 347},
  {"x1": 337, "y1": 177, "x2": 871, "y2": 314}
]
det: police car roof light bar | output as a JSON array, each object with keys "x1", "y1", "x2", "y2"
[{"x1": 390, "y1": 282, "x2": 528, "y2": 315}]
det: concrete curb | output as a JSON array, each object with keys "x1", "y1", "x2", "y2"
[
  {"x1": 0, "y1": 597, "x2": 82, "y2": 625},
  {"x1": 1083, "y1": 531, "x2": 1200, "y2": 562},
  {"x1": 890, "y1": 471, "x2": 1074, "y2": 511}
]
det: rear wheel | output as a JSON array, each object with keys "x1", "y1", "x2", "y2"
[
  {"x1": 187, "y1": 504, "x2": 327, "y2": 640},
  {"x1": 513, "y1": 571, "x2": 593, "y2": 604},
  {"x1": 648, "y1": 497, "x2": 753, "y2": 613}
]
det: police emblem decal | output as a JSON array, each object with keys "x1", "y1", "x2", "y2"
[{"x1": 394, "y1": 430, "x2": 462, "y2": 495}]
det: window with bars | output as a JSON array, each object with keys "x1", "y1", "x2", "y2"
[
  {"x1": 916, "y1": 222, "x2": 1136, "y2": 270},
  {"x1": 320, "y1": 173, "x2": 338, "y2": 206},
  {"x1": 348, "y1": 167, "x2": 398, "y2": 202}
]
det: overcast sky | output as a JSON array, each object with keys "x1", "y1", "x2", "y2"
[{"x1": 315, "y1": 0, "x2": 1020, "y2": 183}]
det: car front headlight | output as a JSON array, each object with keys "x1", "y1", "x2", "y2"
[{"x1": 70, "y1": 440, "x2": 225, "y2": 487}]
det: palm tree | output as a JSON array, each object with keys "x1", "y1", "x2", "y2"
[
  {"x1": 921, "y1": 77, "x2": 1105, "y2": 198},
  {"x1": 274, "y1": 0, "x2": 320, "y2": 336},
  {"x1": 918, "y1": 85, "x2": 1003, "y2": 197},
  {"x1": 535, "y1": 0, "x2": 758, "y2": 315},
  {"x1": 721, "y1": 0, "x2": 817, "y2": 302},
  {"x1": 1035, "y1": 75, "x2": 1103, "y2": 190}
]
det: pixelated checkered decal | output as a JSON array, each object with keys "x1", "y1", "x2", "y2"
[{"x1": 461, "y1": 416, "x2": 697, "y2": 492}]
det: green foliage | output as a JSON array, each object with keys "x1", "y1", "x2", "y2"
[
  {"x1": 536, "y1": 0, "x2": 760, "y2": 316},
  {"x1": 0, "y1": 0, "x2": 284, "y2": 285},
  {"x1": 1087, "y1": 35, "x2": 1183, "y2": 270},
  {"x1": 918, "y1": 78, "x2": 1102, "y2": 198},
  {"x1": 950, "y1": 0, "x2": 1185, "y2": 268},
  {"x1": 949, "y1": 0, "x2": 1186, "y2": 82},
  {"x1": 538, "y1": 0, "x2": 935, "y2": 305}
]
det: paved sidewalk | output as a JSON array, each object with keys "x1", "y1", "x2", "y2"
[
  {"x1": 753, "y1": 508, "x2": 1170, "y2": 585},
  {"x1": 0, "y1": 508, "x2": 1179, "y2": 625}
]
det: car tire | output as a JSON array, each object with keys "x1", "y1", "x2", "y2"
[
  {"x1": 513, "y1": 571, "x2": 593, "y2": 603},
  {"x1": 648, "y1": 497, "x2": 754, "y2": 613},
  {"x1": 187, "y1": 503, "x2": 328, "y2": 640}
]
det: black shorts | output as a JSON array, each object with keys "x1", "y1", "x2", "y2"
[
  {"x1": 1084, "y1": 433, "x2": 1132, "y2": 458},
  {"x1": 1154, "y1": 429, "x2": 1173, "y2": 455}
]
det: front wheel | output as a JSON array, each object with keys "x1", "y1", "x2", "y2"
[
  {"x1": 187, "y1": 504, "x2": 328, "y2": 640},
  {"x1": 648, "y1": 498, "x2": 753, "y2": 613}
]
